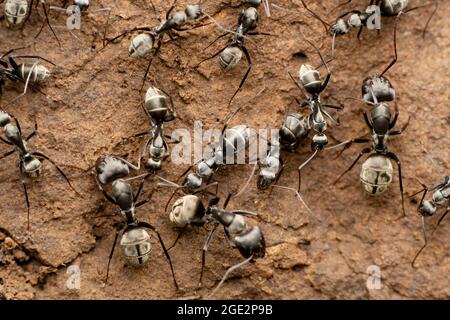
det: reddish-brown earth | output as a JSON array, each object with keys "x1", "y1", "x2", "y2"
[{"x1": 0, "y1": 0, "x2": 449, "y2": 300}]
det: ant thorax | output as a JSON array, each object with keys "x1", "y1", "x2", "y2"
[
  {"x1": 360, "y1": 154, "x2": 393, "y2": 195},
  {"x1": 4, "y1": 0, "x2": 28, "y2": 27},
  {"x1": 120, "y1": 228, "x2": 152, "y2": 266}
]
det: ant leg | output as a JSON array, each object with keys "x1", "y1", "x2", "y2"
[
  {"x1": 422, "y1": 0, "x2": 439, "y2": 38},
  {"x1": 381, "y1": 12, "x2": 402, "y2": 76},
  {"x1": 207, "y1": 255, "x2": 253, "y2": 299},
  {"x1": 36, "y1": 2, "x2": 62, "y2": 48},
  {"x1": 204, "y1": 33, "x2": 229, "y2": 50},
  {"x1": 300, "y1": 0, "x2": 330, "y2": 32},
  {"x1": 104, "y1": 27, "x2": 153, "y2": 45},
  {"x1": 167, "y1": 226, "x2": 187, "y2": 251},
  {"x1": 138, "y1": 221, "x2": 179, "y2": 290},
  {"x1": 386, "y1": 152, "x2": 405, "y2": 218},
  {"x1": 297, "y1": 149, "x2": 318, "y2": 192},
  {"x1": 326, "y1": 137, "x2": 370, "y2": 159},
  {"x1": 199, "y1": 223, "x2": 219, "y2": 287},
  {"x1": 304, "y1": 39, "x2": 331, "y2": 93},
  {"x1": 19, "y1": 165, "x2": 31, "y2": 231},
  {"x1": 0, "y1": 137, "x2": 13, "y2": 146},
  {"x1": 26, "y1": 121, "x2": 38, "y2": 141},
  {"x1": 322, "y1": 104, "x2": 344, "y2": 110},
  {"x1": 364, "y1": 112, "x2": 374, "y2": 130},
  {"x1": 0, "y1": 149, "x2": 15, "y2": 159},
  {"x1": 411, "y1": 216, "x2": 428, "y2": 267},
  {"x1": 227, "y1": 46, "x2": 252, "y2": 107},
  {"x1": 330, "y1": 0, "x2": 353, "y2": 13},
  {"x1": 333, "y1": 147, "x2": 372, "y2": 185},
  {"x1": 133, "y1": 175, "x2": 150, "y2": 202},
  {"x1": 158, "y1": 87, "x2": 176, "y2": 119},
  {"x1": 431, "y1": 208, "x2": 449, "y2": 236},
  {"x1": 192, "y1": 182, "x2": 219, "y2": 197},
  {"x1": 194, "y1": 45, "x2": 227, "y2": 69},
  {"x1": 390, "y1": 116, "x2": 411, "y2": 135},
  {"x1": 288, "y1": 71, "x2": 309, "y2": 99},
  {"x1": 140, "y1": 37, "x2": 163, "y2": 93},
  {"x1": 32, "y1": 151, "x2": 80, "y2": 195},
  {"x1": 104, "y1": 223, "x2": 123, "y2": 285},
  {"x1": 166, "y1": 0, "x2": 178, "y2": 20}
]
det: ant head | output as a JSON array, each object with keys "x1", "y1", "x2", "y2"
[
  {"x1": 220, "y1": 46, "x2": 243, "y2": 70},
  {"x1": 0, "y1": 111, "x2": 12, "y2": 127},
  {"x1": 419, "y1": 200, "x2": 436, "y2": 217},
  {"x1": 234, "y1": 226, "x2": 266, "y2": 259},
  {"x1": 183, "y1": 173, "x2": 202, "y2": 192},
  {"x1": 22, "y1": 155, "x2": 42, "y2": 178},
  {"x1": 129, "y1": 33, "x2": 153, "y2": 58},
  {"x1": 4, "y1": 0, "x2": 28, "y2": 27},
  {"x1": 185, "y1": 5, "x2": 203, "y2": 20},
  {"x1": 240, "y1": 7, "x2": 259, "y2": 30},
  {"x1": 95, "y1": 156, "x2": 130, "y2": 186},
  {"x1": 170, "y1": 195, "x2": 206, "y2": 227},
  {"x1": 257, "y1": 169, "x2": 276, "y2": 190},
  {"x1": 311, "y1": 133, "x2": 328, "y2": 150},
  {"x1": 111, "y1": 179, "x2": 134, "y2": 211},
  {"x1": 145, "y1": 158, "x2": 162, "y2": 171},
  {"x1": 331, "y1": 19, "x2": 349, "y2": 35},
  {"x1": 120, "y1": 227, "x2": 152, "y2": 266},
  {"x1": 74, "y1": 0, "x2": 90, "y2": 12}
]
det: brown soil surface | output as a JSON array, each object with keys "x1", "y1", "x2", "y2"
[{"x1": 0, "y1": 0, "x2": 449, "y2": 300}]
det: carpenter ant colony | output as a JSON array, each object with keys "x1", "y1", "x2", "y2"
[{"x1": 0, "y1": 0, "x2": 446, "y2": 300}]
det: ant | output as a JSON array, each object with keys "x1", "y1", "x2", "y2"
[
  {"x1": 94, "y1": 155, "x2": 178, "y2": 289},
  {"x1": 168, "y1": 192, "x2": 265, "y2": 297},
  {"x1": 328, "y1": 21, "x2": 410, "y2": 217},
  {"x1": 301, "y1": 0, "x2": 439, "y2": 58},
  {"x1": 135, "y1": 86, "x2": 178, "y2": 171},
  {"x1": 409, "y1": 176, "x2": 450, "y2": 267},
  {"x1": 158, "y1": 88, "x2": 266, "y2": 211},
  {"x1": 195, "y1": 2, "x2": 271, "y2": 106},
  {"x1": 0, "y1": 46, "x2": 54, "y2": 102},
  {"x1": 282, "y1": 39, "x2": 342, "y2": 192},
  {"x1": 0, "y1": 110, "x2": 79, "y2": 230},
  {"x1": 103, "y1": 0, "x2": 205, "y2": 92},
  {"x1": 1, "y1": 0, "x2": 61, "y2": 46}
]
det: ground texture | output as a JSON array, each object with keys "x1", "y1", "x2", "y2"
[{"x1": 0, "y1": 0, "x2": 449, "y2": 300}]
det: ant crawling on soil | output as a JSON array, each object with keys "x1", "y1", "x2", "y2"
[
  {"x1": 275, "y1": 39, "x2": 342, "y2": 193},
  {"x1": 130, "y1": 86, "x2": 179, "y2": 172},
  {"x1": 94, "y1": 155, "x2": 178, "y2": 289},
  {"x1": 409, "y1": 176, "x2": 450, "y2": 267},
  {"x1": 157, "y1": 88, "x2": 266, "y2": 212},
  {"x1": 301, "y1": 0, "x2": 439, "y2": 58},
  {"x1": 168, "y1": 192, "x2": 265, "y2": 298},
  {"x1": 0, "y1": 0, "x2": 62, "y2": 46},
  {"x1": 327, "y1": 15, "x2": 410, "y2": 219},
  {"x1": 0, "y1": 110, "x2": 79, "y2": 230},
  {"x1": 195, "y1": 1, "x2": 272, "y2": 107},
  {"x1": 103, "y1": 0, "x2": 205, "y2": 92},
  {"x1": 0, "y1": 46, "x2": 54, "y2": 103}
]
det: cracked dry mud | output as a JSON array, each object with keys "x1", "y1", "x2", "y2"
[{"x1": 0, "y1": 0, "x2": 449, "y2": 300}]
